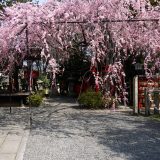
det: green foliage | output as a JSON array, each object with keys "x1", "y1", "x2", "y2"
[
  {"x1": 38, "y1": 74, "x2": 50, "y2": 88},
  {"x1": 150, "y1": 114, "x2": 160, "y2": 121},
  {"x1": 37, "y1": 89, "x2": 46, "y2": 97},
  {"x1": 149, "y1": 0, "x2": 160, "y2": 6},
  {"x1": 102, "y1": 95, "x2": 113, "y2": 108},
  {"x1": 78, "y1": 89, "x2": 104, "y2": 109},
  {"x1": 102, "y1": 94, "x2": 119, "y2": 108},
  {"x1": 28, "y1": 92, "x2": 43, "y2": 107},
  {"x1": 0, "y1": 0, "x2": 32, "y2": 10}
]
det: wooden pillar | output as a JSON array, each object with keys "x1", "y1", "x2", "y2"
[
  {"x1": 154, "y1": 90, "x2": 159, "y2": 114},
  {"x1": 145, "y1": 88, "x2": 150, "y2": 116},
  {"x1": 13, "y1": 65, "x2": 19, "y2": 92}
]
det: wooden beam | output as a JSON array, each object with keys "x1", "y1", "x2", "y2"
[{"x1": 55, "y1": 18, "x2": 159, "y2": 24}]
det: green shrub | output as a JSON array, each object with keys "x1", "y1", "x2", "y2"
[
  {"x1": 28, "y1": 93, "x2": 43, "y2": 107},
  {"x1": 37, "y1": 90, "x2": 46, "y2": 98},
  {"x1": 38, "y1": 74, "x2": 50, "y2": 88},
  {"x1": 102, "y1": 94, "x2": 119, "y2": 108},
  {"x1": 78, "y1": 89, "x2": 104, "y2": 109}
]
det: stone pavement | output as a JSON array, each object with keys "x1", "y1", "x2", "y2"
[
  {"x1": 0, "y1": 107, "x2": 30, "y2": 160},
  {"x1": 0, "y1": 125, "x2": 29, "y2": 160}
]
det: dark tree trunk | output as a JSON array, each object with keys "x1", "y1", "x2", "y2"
[{"x1": 13, "y1": 65, "x2": 19, "y2": 92}]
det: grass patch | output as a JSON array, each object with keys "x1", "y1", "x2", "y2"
[
  {"x1": 149, "y1": 114, "x2": 160, "y2": 121},
  {"x1": 78, "y1": 89, "x2": 104, "y2": 109}
]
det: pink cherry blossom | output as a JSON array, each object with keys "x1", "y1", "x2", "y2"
[{"x1": 0, "y1": 0, "x2": 159, "y2": 102}]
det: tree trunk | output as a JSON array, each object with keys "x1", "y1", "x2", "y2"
[{"x1": 13, "y1": 65, "x2": 19, "y2": 92}]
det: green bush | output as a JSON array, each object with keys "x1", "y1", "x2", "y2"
[
  {"x1": 28, "y1": 93, "x2": 43, "y2": 107},
  {"x1": 37, "y1": 90, "x2": 46, "y2": 98},
  {"x1": 102, "y1": 94, "x2": 119, "y2": 109},
  {"x1": 38, "y1": 74, "x2": 50, "y2": 88},
  {"x1": 78, "y1": 89, "x2": 104, "y2": 109}
]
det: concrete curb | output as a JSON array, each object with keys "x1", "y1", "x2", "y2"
[{"x1": 15, "y1": 129, "x2": 30, "y2": 160}]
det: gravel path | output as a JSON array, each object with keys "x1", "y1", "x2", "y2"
[{"x1": 1, "y1": 97, "x2": 160, "y2": 160}]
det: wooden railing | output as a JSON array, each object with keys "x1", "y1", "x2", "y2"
[{"x1": 0, "y1": 92, "x2": 30, "y2": 113}]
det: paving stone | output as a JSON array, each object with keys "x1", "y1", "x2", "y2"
[
  {"x1": 6, "y1": 134, "x2": 23, "y2": 141},
  {"x1": 0, "y1": 140, "x2": 21, "y2": 154},
  {"x1": 0, "y1": 137, "x2": 5, "y2": 146},
  {"x1": 0, "y1": 153, "x2": 16, "y2": 160},
  {"x1": 0, "y1": 108, "x2": 29, "y2": 160},
  {"x1": 15, "y1": 130, "x2": 30, "y2": 160},
  {"x1": 0, "y1": 131, "x2": 8, "y2": 138}
]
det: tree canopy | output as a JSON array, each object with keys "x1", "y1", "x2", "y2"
[
  {"x1": 0, "y1": 0, "x2": 32, "y2": 10},
  {"x1": 0, "y1": 0, "x2": 159, "y2": 100}
]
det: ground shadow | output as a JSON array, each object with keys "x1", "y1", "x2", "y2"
[{"x1": 1, "y1": 97, "x2": 160, "y2": 160}]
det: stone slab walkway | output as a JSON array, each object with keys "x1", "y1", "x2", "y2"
[
  {"x1": 0, "y1": 126, "x2": 29, "y2": 160},
  {"x1": 0, "y1": 107, "x2": 30, "y2": 160}
]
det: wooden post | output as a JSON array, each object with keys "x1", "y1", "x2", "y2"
[
  {"x1": 145, "y1": 88, "x2": 150, "y2": 116},
  {"x1": 154, "y1": 90, "x2": 159, "y2": 114},
  {"x1": 9, "y1": 94, "x2": 12, "y2": 113},
  {"x1": 13, "y1": 64, "x2": 19, "y2": 92}
]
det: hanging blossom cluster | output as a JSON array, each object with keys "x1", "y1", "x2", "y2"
[
  {"x1": 44, "y1": 0, "x2": 160, "y2": 100},
  {"x1": 0, "y1": 0, "x2": 159, "y2": 100},
  {"x1": 0, "y1": 3, "x2": 48, "y2": 71},
  {"x1": 48, "y1": 58, "x2": 59, "y2": 85}
]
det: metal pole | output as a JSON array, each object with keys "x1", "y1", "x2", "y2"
[
  {"x1": 9, "y1": 73, "x2": 12, "y2": 113},
  {"x1": 29, "y1": 63, "x2": 33, "y2": 127},
  {"x1": 25, "y1": 22, "x2": 32, "y2": 128}
]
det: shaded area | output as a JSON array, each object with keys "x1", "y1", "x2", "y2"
[{"x1": 0, "y1": 97, "x2": 160, "y2": 160}]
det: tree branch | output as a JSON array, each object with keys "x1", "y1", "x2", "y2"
[{"x1": 55, "y1": 18, "x2": 159, "y2": 24}]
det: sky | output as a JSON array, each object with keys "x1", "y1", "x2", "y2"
[
  {"x1": 33, "y1": 0, "x2": 47, "y2": 4},
  {"x1": 38, "y1": 0, "x2": 47, "y2": 3}
]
